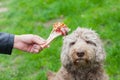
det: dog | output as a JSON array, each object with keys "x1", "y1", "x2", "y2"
[{"x1": 47, "y1": 27, "x2": 109, "y2": 80}]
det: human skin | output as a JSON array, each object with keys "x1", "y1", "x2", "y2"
[{"x1": 13, "y1": 34, "x2": 47, "y2": 53}]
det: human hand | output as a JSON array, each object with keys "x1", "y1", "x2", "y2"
[{"x1": 14, "y1": 34, "x2": 47, "y2": 53}]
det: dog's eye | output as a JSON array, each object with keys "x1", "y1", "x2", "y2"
[
  {"x1": 86, "y1": 41, "x2": 96, "y2": 46},
  {"x1": 70, "y1": 42, "x2": 75, "y2": 46}
]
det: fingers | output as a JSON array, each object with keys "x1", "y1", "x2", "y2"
[
  {"x1": 61, "y1": 28, "x2": 69, "y2": 36},
  {"x1": 32, "y1": 35, "x2": 46, "y2": 45},
  {"x1": 30, "y1": 44, "x2": 49, "y2": 53},
  {"x1": 30, "y1": 35, "x2": 49, "y2": 53},
  {"x1": 30, "y1": 44, "x2": 43, "y2": 53}
]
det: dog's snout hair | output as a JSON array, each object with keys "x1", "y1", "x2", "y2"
[{"x1": 47, "y1": 27, "x2": 109, "y2": 80}]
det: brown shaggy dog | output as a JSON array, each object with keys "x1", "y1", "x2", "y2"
[{"x1": 47, "y1": 27, "x2": 109, "y2": 80}]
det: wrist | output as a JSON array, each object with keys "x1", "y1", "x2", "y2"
[{"x1": 14, "y1": 35, "x2": 20, "y2": 49}]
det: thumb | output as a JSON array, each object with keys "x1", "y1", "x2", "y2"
[{"x1": 33, "y1": 35, "x2": 46, "y2": 45}]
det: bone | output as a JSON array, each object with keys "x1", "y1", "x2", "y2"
[{"x1": 41, "y1": 22, "x2": 70, "y2": 48}]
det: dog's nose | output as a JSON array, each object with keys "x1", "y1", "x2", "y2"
[{"x1": 77, "y1": 52, "x2": 85, "y2": 57}]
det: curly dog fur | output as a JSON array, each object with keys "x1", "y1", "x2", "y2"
[{"x1": 47, "y1": 27, "x2": 109, "y2": 80}]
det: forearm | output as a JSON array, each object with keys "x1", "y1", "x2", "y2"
[{"x1": 0, "y1": 33, "x2": 14, "y2": 55}]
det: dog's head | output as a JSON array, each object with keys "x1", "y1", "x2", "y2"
[{"x1": 61, "y1": 27, "x2": 106, "y2": 69}]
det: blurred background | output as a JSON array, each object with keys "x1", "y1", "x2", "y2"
[{"x1": 0, "y1": 0, "x2": 120, "y2": 80}]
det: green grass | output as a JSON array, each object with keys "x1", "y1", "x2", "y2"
[{"x1": 0, "y1": 0, "x2": 120, "y2": 80}]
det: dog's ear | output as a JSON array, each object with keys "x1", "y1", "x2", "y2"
[
  {"x1": 47, "y1": 71, "x2": 56, "y2": 80},
  {"x1": 95, "y1": 46, "x2": 106, "y2": 63}
]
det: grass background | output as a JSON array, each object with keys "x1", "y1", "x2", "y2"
[{"x1": 0, "y1": 0, "x2": 120, "y2": 80}]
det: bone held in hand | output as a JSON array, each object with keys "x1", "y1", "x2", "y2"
[{"x1": 41, "y1": 22, "x2": 70, "y2": 48}]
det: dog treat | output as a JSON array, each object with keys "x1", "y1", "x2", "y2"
[{"x1": 41, "y1": 22, "x2": 70, "y2": 48}]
